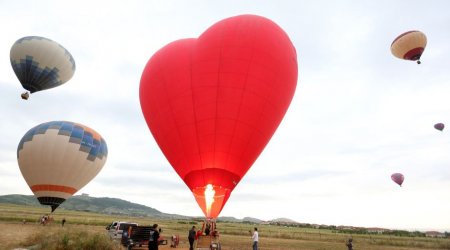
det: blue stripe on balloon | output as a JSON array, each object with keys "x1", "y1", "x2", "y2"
[
  {"x1": 17, "y1": 121, "x2": 107, "y2": 161},
  {"x1": 80, "y1": 131, "x2": 94, "y2": 153},
  {"x1": 69, "y1": 126, "x2": 84, "y2": 145},
  {"x1": 10, "y1": 56, "x2": 63, "y2": 93},
  {"x1": 14, "y1": 36, "x2": 76, "y2": 71}
]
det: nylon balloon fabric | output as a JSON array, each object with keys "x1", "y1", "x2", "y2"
[
  {"x1": 10, "y1": 36, "x2": 76, "y2": 94},
  {"x1": 140, "y1": 15, "x2": 298, "y2": 218},
  {"x1": 391, "y1": 31, "x2": 427, "y2": 63},
  {"x1": 391, "y1": 173, "x2": 405, "y2": 187},
  {"x1": 17, "y1": 121, "x2": 107, "y2": 212}
]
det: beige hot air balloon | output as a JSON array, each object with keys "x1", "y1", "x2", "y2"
[
  {"x1": 17, "y1": 121, "x2": 108, "y2": 212},
  {"x1": 391, "y1": 30, "x2": 427, "y2": 64},
  {"x1": 10, "y1": 36, "x2": 76, "y2": 100}
]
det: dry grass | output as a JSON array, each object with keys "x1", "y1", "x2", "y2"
[{"x1": 0, "y1": 203, "x2": 449, "y2": 250}]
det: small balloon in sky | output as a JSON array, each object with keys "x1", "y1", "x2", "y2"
[
  {"x1": 434, "y1": 123, "x2": 444, "y2": 131},
  {"x1": 390, "y1": 30, "x2": 427, "y2": 64},
  {"x1": 10, "y1": 36, "x2": 76, "y2": 100},
  {"x1": 391, "y1": 173, "x2": 404, "y2": 187}
]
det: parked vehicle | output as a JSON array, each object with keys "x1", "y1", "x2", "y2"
[
  {"x1": 106, "y1": 221, "x2": 138, "y2": 240},
  {"x1": 121, "y1": 225, "x2": 168, "y2": 249}
]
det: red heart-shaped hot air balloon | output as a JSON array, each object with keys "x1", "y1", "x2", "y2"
[{"x1": 140, "y1": 15, "x2": 298, "y2": 218}]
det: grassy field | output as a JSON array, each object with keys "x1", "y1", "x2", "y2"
[{"x1": 0, "y1": 203, "x2": 449, "y2": 250}]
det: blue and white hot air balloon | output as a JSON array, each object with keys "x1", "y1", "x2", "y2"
[
  {"x1": 17, "y1": 121, "x2": 108, "y2": 212},
  {"x1": 10, "y1": 36, "x2": 76, "y2": 100}
]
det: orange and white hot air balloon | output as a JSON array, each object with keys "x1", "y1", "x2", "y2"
[
  {"x1": 391, "y1": 30, "x2": 427, "y2": 64},
  {"x1": 17, "y1": 121, "x2": 108, "y2": 212}
]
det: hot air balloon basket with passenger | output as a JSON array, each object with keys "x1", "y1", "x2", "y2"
[{"x1": 196, "y1": 219, "x2": 221, "y2": 250}]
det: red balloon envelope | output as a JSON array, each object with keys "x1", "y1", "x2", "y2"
[
  {"x1": 434, "y1": 123, "x2": 444, "y2": 131},
  {"x1": 140, "y1": 15, "x2": 298, "y2": 218},
  {"x1": 391, "y1": 173, "x2": 404, "y2": 187}
]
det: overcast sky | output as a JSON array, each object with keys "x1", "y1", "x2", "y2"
[{"x1": 1, "y1": 0, "x2": 450, "y2": 232}]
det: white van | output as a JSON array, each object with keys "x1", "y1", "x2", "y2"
[{"x1": 106, "y1": 221, "x2": 138, "y2": 240}]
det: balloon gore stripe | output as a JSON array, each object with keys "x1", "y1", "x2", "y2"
[
  {"x1": 31, "y1": 184, "x2": 77, "y2": 194},
  {"x1": 17, "y1": 121, "x2": 108, "y2": 161},
  {"x1": 14, "y1": 36, "x2": 76, "y2": 71},
  {"x1": 391, "y1": 30, "x2": 418, "y2": 46},
  {"x1": 10, "y1": 56, "x2": 62, "y2": 93},
  {"x1": 403, "y1": 47, "x2": 424, "y2": 60}
]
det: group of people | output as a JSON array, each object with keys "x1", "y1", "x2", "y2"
[
  {"x1": 187, "y1": 222, "x2": 220, "y2": 250},
  {"x1": 39, "y1": 214, "x2": 53, "y2": 225},
  {"x1": 187, "y1": 224, "x2": 259, "y2": 250},
  {"x1": 37, "y1": 215, "x2": 66, "y2": 227}
]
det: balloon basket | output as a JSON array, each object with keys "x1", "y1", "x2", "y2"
[
  {"x1": 21, "y1": 92, "x2": 30, "y2": 100},
  {"x1": 195, "y1": 219, "x2": 221, "y2": 250}
]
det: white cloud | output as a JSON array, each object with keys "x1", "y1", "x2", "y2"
[{"x1": 1, "y1": 0, "x2": 450, "y2": 231}]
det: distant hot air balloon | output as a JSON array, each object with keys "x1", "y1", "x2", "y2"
[
  {"x1": 434, "y1": 123, "x2": 444, "y2": 131},
  {"x1": 391, "y1": 173, "x2": 404, "y2": 187},
  {"x1": 17, "y1": 121, "x2": 108, "y2": 212},
  {"x1": 140, "y1": 15, "x2": 298, "y2": 219},
  {"x1": 10, "y1": 36, "x2": 76, "y2": 100},
  {"x1": 391, "y1": 30, "x2": 427, "y2": 64}
]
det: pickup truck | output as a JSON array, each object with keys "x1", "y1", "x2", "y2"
[
  {"x1": 106, "y1": 221, "x2": 138, "y2": 240},
  {"x1": 121, "y1": 225, "x2": 168, "y2": 250}
]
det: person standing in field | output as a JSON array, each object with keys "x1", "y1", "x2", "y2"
[
  {"x1": 61, "y1": 218, "x2": 66, "y2": 227},
  {"x1": 251, "y1": 227, "x2": 259, "y2": 250},
  {"x1": 188, "y1": 225, "x2": 196, "y2": 250},
  {"x1": 148, "y1": 224, "x2": 160, "y2": 250},
  {"x1": 346, "y1": 238, "x2": 353, "y2": 250}
]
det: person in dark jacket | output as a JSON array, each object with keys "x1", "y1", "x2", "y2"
[
  {"x1": 188, "y1": 225, "x2": 196, "y2": 250},
  {"x1": 346, "y1": 238, "x2": 353, "y2": 250},
  {"x1": 148, "y1": 224, "x2": 160, "y2": 250}
]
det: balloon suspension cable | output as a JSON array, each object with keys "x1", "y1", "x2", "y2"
[{"x1": 21, "y1": 91, "x2": 30, "y2": 100}]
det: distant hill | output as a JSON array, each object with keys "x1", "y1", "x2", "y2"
[
  {"x1": 270, "y1": 218, "x2": 299, "y2": 224},
  {"x1": 0, "y1": 194, "x2": 188, "y2": 219},
  {"x1": 216, "y1": 216, "x2": 242, "y2": 223},
  {"x1": 243, "y1": 217, "x2": 264, "y2": 224},
  {"x1": 0, "y1": 194, "x2": 40, "y2": 206},
  {"x1": 0, "y1": 194, "x2": 290, "y2": 223}
]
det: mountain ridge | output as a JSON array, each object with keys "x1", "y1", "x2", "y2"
[
  {"x1": 0, "y1": 194, "x2": 272, "y2": 222},
  {"x1": 0, "y1": 194, "x2": 448, "y2": 233}
]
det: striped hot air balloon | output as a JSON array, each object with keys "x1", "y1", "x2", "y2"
[
  {"x1": 17, "y1": 121, "x2": 107, "y2": 212},
  {"x1": 10, "y1": 36, "x2": 76, "y2": 99},
  {"x1": 390, "y1": 30, "x2": 427, "y2": 64}
]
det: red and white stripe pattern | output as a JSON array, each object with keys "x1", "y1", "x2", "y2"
[{"x1": 391, "y1": 30, "x2": 427, "y2": 62}]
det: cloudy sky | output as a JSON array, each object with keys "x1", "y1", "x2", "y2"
[{"x1": 1, "y1": 0, "x2": 450, "y2": 231}]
